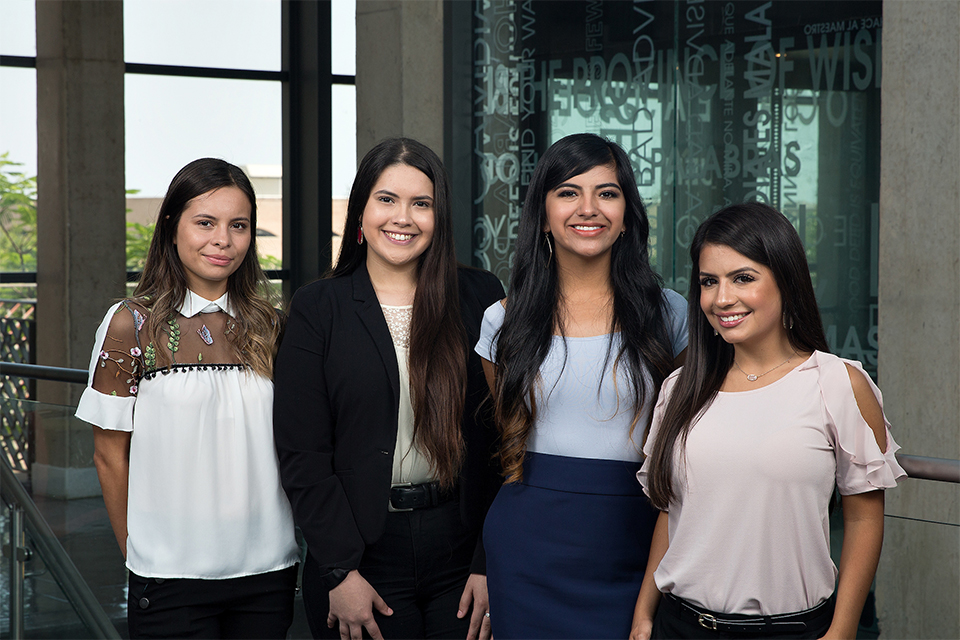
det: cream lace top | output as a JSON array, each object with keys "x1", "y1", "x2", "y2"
[{"x1": 382, "y1": 304, "x2": 433, "y2": 485}]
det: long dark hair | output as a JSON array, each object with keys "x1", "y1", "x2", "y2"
[
  {"x1": 133, "y1": 158, "x2": 280, "y2": 377},
  {"x1": 333, "y1": 138, "x2": 467, "y2": 489},
  {"x1": 494, "y1": 133, "x2": 676, "y2": 483},
  {"x1": 646, "y1": 202, "x2": 830, "y2": 509}
]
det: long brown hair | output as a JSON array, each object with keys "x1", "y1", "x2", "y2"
[
  {"x1": 645, "y1": 202, "x2": 830, "y2": 509},
  {"x1": 333, "y1": 138, "x2": 467, "y2": 489},
  {"x1": 133, "y1": 158, "x2": 280, "y2": 377}
]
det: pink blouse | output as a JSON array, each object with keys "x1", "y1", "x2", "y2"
[{"x1": 638, "y1": 351, "x2": 905, "y2": 615}]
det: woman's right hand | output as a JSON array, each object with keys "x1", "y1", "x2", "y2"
[{"x1": 327, "y1": 570, "x2": 393, "y2": 640}]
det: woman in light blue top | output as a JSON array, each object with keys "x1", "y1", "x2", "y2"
[{"x1": 475, "y1": 133, "x2": 687, "y2": 639}]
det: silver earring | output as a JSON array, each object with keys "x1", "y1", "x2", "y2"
[
  {"x1": 713, "y1": 328, "x2": 718, "y2": 336},
  {"x1": 783, "y1": 312, "x2": 794, "y2": 330},
  {"x1": 544, "y1": 232, "x2": 554, "y2": 264}
]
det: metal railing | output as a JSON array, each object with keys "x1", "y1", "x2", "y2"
[
  {"x1": 1, "y1": 361, "x2": 87, "y2": 384},
  {"x1": 1, "y1": 456, "x2": 121, "y2": 639},
  {"x1": 1, "y1": 361, "x2": 118, "y2": 638},
  {"x1": 895, "y1": 454, "x2": 960, "y2": 484},
  {"x1": 9, "y1": 361, "x2": 959, "y2": 484}
]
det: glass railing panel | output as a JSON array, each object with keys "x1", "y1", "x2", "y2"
[{"x1": 1, "y1": 397, "x2": 125, "y2": 638}]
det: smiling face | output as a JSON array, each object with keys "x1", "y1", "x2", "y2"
[
  {"x1": 698, "y1": 243, "x2": 787, "y2": 350},
  {"x1": 543, "y1": 163, "x2": 625, "y2": 263},
  {"x1": 174, "y1": 186, "x2": 252, "y2": 300},
  {"x1": 361, "y1": 163, "x2": 436, "y2": 273}
]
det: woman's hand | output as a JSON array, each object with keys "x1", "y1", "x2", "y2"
[
  {"x1": 628, "y1": 616, "x2": 653, "y2": 640},
  {"x1": 630, "y1": 511, "x2": 669, "y2": 640},
  {"x1": 819, "y1": 490, "x2": 885, "y2": 640},
  {"x1": 457, "y1": 573, "x2": 492, "y2": 640},
  {"x1": 327, "y1": 570, "x2": 393, "y2": 640}
]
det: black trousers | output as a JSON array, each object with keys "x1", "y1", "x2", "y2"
[
  {"x1": 304, "y1": 498, "x2": 477, "y2": 639},
  {"x1": 127, "y1": 565, "x2": 298, "y2": 639}
]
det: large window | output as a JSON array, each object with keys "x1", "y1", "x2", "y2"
[
  {"x1": 123, "y1": 0, "x2": 285, "y2": 276},
  {"x1": 0, "y1": 0, "x2": 38, "y2": 319},
  {"x1": 0, "y1": 0, "x2": 358, "y2": 346},
  {"x1": 468, "y1": 0, "x2": 881, "y2": 376}
]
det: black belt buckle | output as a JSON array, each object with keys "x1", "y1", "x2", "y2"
[{"x1": 389, "y1": 482, "x2": 440, "y2": 512}]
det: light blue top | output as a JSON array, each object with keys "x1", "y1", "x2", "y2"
[{"x1": 475, "y1": 289, "x2": 688, "y2": 463}]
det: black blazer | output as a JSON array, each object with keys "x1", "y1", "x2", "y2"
[{"x1": 273, "y1": 264, "x2": 505, "y2": 589}]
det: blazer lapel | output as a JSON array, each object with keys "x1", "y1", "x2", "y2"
[{"x1": 351, "y1": 264, "x2": 401, "y2": 403}]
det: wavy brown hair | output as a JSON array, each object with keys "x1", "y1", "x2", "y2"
[
  {"x1": 132, "y1": 158, "x2": 281, "y2": 377},
  {"x1": 333, "y1": 138, "x2": 467, "y2": 489}
]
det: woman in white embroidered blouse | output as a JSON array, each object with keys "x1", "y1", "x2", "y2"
[
  {"x1": 632, "y1": 203, "x2": 905, "y2": 639},
  {"x1": 76, "y1": 158, "x2": 299, "y2": 639}
]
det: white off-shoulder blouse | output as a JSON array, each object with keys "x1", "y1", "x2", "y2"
[
  {"x1": 638, "y1": 351, "x2": 905, "y2": 616},
  {"x1": 75, "y1": 290, "x2": 299, "y2": 579}
]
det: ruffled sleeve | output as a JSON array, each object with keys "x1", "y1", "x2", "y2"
[
  {"x1": 816, "y1": 352, "x2": 906, "y2": 494},
  {"x1": 75, "y1": 302, "x2": 141, "y2": 432},
  {"x1": 637, "y1": 368, "x2": 682, "y2": 494},
  {"x1": 473, "y1": 299, "x2": 506, "y2": 362}
]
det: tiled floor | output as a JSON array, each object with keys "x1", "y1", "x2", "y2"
[{"x1": 2, "y1": 491, "x2": 311, "y2": 639}]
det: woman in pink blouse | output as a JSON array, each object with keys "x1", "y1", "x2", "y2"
[{"x1": 632, "y1": 202, "x2": 904, "y2": 639}]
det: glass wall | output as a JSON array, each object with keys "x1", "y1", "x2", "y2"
[{"x1": 470, "y1": 0, "x2": 881, "y2": 377}]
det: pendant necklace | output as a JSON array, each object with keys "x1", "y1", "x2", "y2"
[{"x1": 734, "y1": 352, "x2": 796, "y2": 382}]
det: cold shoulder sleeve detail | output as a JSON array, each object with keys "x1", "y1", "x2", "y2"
[
  {"x1": 474, "y1": 299, "x2": 506, "y2": 362},
  {"x1": 76, "y1": 302, "x2": 141, "y2": 432},
  {"x1": 815, "y1": 352, "x2": 906, "y2": 494}
]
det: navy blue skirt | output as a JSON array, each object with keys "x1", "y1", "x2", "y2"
[{"x1": 484, "y1": 452, "x2": 658, "y2": 639}]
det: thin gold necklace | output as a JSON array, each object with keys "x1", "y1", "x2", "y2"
[{"x1": 733, "y1": 352, "x2": 796, "y2": 382}]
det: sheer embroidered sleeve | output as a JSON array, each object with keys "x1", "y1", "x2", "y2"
[{"x1": 75, "y1": 302, "x2": 146, "y2": 432}]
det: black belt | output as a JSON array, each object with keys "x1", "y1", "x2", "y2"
[
  {"x1": 388, "y1": 481, "x2": 455, "y2": 512},
  {"x1": 661, "y1": 592, "x2": 835, "y2": 635}
]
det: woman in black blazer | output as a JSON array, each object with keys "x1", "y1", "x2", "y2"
[{"x1": 273, "y1": 138, "x2": 504, "y2": 640}]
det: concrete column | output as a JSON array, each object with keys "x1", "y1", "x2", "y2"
[
  {"x1": 355, "y1": 0, "x2": 445, "y2": 159},
  {"x1": 34, "y1": 0, "x2": 126, "y2": 498},
  {"x1": 877, "y1": 2, "x2": 960, "y2": 638}
]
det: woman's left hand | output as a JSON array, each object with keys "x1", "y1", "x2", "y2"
[{"x1": 457, "y1": 573, "x2": 492, "y2": 640}]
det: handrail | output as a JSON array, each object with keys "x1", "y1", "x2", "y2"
[
  {"x1": 1, "y1": 362, "x2": 87, "y2": 384},
  {"x1": 0, "y1": 458, "x2": 121, "y2": 639},
  {"x1": 896, "y1": 454, "x2": 960, "y2": 484},
  {"x1": 3, "y1": 362, "x2": 959, "y2": 484}
]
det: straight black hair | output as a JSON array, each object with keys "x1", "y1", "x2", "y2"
[{"x1": 494, "y1": 133, "x2": 676, "y2": 483}]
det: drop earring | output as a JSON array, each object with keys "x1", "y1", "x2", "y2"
[
  {"x1": 357, "y1": 225, "x2": 364, "y2": 245},
  {"x1": 544, "y1": 232, "x2": 554, "y2": 264}
]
